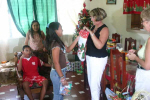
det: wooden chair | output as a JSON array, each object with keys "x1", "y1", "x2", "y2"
[
  {"x1": 124, "y1": 37, "x2": 136, "y2": 51},
  {"x1": 109, "y1": 49, "x2": 127, "y2": 92},
  {"x1": 102, "y1": 49, "x2": 127, "y2": 92},
  {"x1": 112, "y1": 33, "x2": 120, "y2": 43},
  {"x1": 14, "y1": 52, "x2": 51, "y2": 99}
]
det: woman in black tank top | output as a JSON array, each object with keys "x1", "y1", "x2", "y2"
[{"x1": 83, "y1": 8, "x2": 109, "y2": 100}]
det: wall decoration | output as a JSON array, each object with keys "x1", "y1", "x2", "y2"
[
  {"x1": 123, "y1": 0, "x2": 150, "y2": 14},
  {"x1": 106, "y1": 0, "x2": 116, "y2": 4}
]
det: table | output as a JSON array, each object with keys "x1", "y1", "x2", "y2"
[{"x1": 0, "y1": 60, "x2": 17, "y2": 86}]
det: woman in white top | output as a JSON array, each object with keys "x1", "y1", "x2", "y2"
[{"x1": 127, "y1": 8, "x2": 150, "y2": 93}]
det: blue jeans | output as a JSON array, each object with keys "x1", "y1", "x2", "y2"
[{"x1": 50, "y1": 68, "x2": 66, "y2": 100}]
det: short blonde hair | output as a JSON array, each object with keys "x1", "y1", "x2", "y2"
[
  {"x1": 90, "y1": 8, "x2": 107, "y2": 21},
  {"x1": 141, "y1": 7, "x2": 150, "y2": 21}
]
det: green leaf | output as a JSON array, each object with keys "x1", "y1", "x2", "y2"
[{"x1": 82, "y1": 52, "x2": 85, "y2": 59}]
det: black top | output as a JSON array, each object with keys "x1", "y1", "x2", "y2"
[{"x1": 86, "y1": 24, "x2": 108, "y2": 58}]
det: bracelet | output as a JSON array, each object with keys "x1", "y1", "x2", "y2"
[
  {"x1": 60, "y1": 75, "x2": 64, "y2": 79},
  {"x1": 91, "y1": 33, "x2": 94, "y2": 37},
  {"x1": 60, "y1": 76, "x2": 65, "y2": 82}
]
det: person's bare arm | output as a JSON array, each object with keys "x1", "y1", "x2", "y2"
[
  {"x1": 17, "y1": 55, "x2": 24, "y2": 81},
  {"x1": 18, "y1": 55, "x2": 24, "y2": 71},
  {"x1": 65, "y1": 36, "x2": 79, "y2": 53},
  {"x1": 41, "y1": 31, "x2": 46, "y2": 40},
  {"x1": 24, "y1": 32, "x2": 30, "y2": 45},
  {"x1": 83, "y1": 26, "x2": 109, "y2": 49},
  {"x1": 43, "y1": 63, "x2": 51, "y2": 67}
]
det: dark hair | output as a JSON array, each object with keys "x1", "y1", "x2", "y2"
[
  {"x1": 22, "y1": 45, "x2": 31, "y2": 51},
  {"x1": 29, "y1": 20, "x2": 42, "y2": 38},
  {"x1": 45, "y1": 22, "x2": 64, "y2": 52}
]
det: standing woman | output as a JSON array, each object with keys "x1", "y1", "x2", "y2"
[
  {"x1": 45, "y1": 22, "x2": 79, "y2": 100},
  {"x1": 127, "y1": 8, "x2": 150, "y2": 93},
  {"x1": 83, "y1": 8, "x2": 109, "y2": 100}
]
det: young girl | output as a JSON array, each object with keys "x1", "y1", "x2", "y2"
[{"x1": 45, "y1": 22, "x2": 79, "y2": 100}]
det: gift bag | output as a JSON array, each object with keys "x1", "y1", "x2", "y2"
[
  {"x1": 59, "y1": 81, "x2": 72, "y2": 95},
  {"x1": 77, "y1": 30, "x2": 89, "y2": 61},
  {"x1": 105, "y1": 88, "x2": 117, "y2": 100}
]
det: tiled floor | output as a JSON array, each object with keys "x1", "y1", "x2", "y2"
[{"x1": 0, "y1": 72, "x2": 106, "y2": 100}]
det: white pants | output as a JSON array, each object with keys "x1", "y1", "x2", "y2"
[
  {"x1": 135, "y1": 68, "x2": 150, "y2": 93},
  {"x1": 86, "y1": 55, "x2": 108, "y2": 100}
]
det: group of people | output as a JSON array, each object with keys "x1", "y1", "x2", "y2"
[{"x1": 17, "y1": 7, "x2": 150, "y2": 100}]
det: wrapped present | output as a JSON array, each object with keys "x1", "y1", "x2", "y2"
[
  {"x1": 66, "y1": 61, "x2": 81, "y2": 71},
  {"x1": 59, "y1": 81, "x2": 72, "y2": 95}
]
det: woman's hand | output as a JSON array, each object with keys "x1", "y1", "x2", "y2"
[
  {"x1": 83, "y1": 26, "x2": 91, "y2": 32},
  {"x1": 60, "y1": 77, "x2": 68, "y2": 86},
  {"x1": 126, "y1": 53, "x2": 137, "y2": 60},
  {"x1": 128, "y1": 49, "x2": 136, "y2": 54}
]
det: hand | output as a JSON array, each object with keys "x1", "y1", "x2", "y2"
[
  {"x1": 20, "y1": 54, "x2": 25, "y2": 59},
  {"x1": 18, "y1": 75, "x2": 23, "y2": 81},
  {"x1": 83, "y1": 26, "x2": 90, "y2": 32},
  {"x1": 60, "y1": 77, "x2": 68, "y2": 86},
  {"x1": 128, "y1": 49, "x2": 136, "y2": 54},
  {"x1": 126, "y1": 53, "x2": 137, "y2": 60},
  {"x1": 18, "y1": 71, "x2": 23, "y2": 81}
]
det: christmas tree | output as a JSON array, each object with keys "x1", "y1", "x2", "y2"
[{"x1": 72, "y1": 3, "x2": 93, "y2": 54}]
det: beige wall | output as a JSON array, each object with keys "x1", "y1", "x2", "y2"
[{"x1": 85, "y1": 0, "x2": 150, "y2": 49}]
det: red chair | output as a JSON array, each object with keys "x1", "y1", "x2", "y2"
[
  {"x1": 110, "y1": 49, "x2": 127, "y2": 91},
  {"x1": 102, "y1": 49, "x2": 128, "y2": 93}
]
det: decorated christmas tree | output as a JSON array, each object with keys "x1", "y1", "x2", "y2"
[{"x1": 72, "y1": 3, "x2": 93, "y2": 54}]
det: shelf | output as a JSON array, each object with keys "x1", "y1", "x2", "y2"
[{"x1": 126, "y1": 28, "x2": 149, "y2": 34}]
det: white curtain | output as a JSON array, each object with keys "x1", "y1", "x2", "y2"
[
  {"x1": 0, "y1": 0, "x2": 23, "y2": 62},
  {"x1": 57, "y1": 0, "x2": 85, "y2": 35}
]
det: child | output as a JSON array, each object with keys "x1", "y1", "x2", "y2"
[
  {"x1": 18, "y1": 45, "x2": 51, "y2": 100},
  {"x1": 45, "y1": 22, "x2": 79, "y2": 100}
]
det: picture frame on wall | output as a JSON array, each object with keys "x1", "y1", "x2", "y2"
[{"x1": 106, "y1": 0, "x2": 116, "y2": 4}]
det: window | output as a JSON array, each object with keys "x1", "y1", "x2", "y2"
[
  {"x1": 56, "y1": 0, "x2": 85, "y2": 35},
  {"x1": 0, "y1": 0, "x2": 23, "y2": 40}
]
